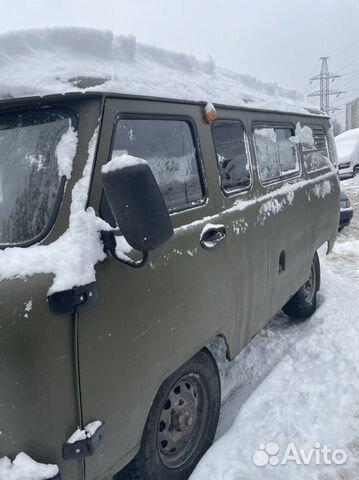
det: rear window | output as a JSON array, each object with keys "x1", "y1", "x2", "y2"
[
  {"x1": 109, "y1": 118, "x2": 205, "y2": 212},
  {"x1": 254, "y1": 126, "x2": 300, "y2": 182},
  {"x1": 212, "y1": 121, "x2": 251, "y2": 193},
  {"x1": 302, "y1": 125, "x2": 331, "y2": 172},
  {"x1": 0, "y1": 110, "x2": 73, "y2": 246}
]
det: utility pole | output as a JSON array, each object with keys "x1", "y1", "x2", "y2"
[{"x1": 308, "y1": 57, "x2": 346, "y2": 113}]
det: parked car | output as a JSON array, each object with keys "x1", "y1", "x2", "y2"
[
  {"x1": 339, "y1": 191, "x2": 354, "y2": 231},
  {"x1": 335, "y1": 127, "x2": 359, "y2": 178}
]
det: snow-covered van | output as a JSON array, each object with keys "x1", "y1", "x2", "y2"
[
  {"x1": 335, "y1": 127, "x2": 359, "y2": 178},
  {"x1": 0, "y1": 29, "x2": 340, "y2": 480}
]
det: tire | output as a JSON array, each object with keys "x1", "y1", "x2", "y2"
[
  {"x1": 282, "y1": 252, "x2": 321, "y2": 319},
  {"x1": 116, "y1": 348, "x2": 221, "y2": 480}
]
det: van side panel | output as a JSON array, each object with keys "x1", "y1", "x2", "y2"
[
  {"x1": 247, "y1": 113, "x2": 339, "y2": 321},
  {"x1": 80, "y1": 99, "x2": 233, "y2": 479},
  {"x1": 0, "y1": 97, "x2": 103, "y2": 479},
  {"x1": 0, "y1": 276, "x2": 82, "y2": 480}
]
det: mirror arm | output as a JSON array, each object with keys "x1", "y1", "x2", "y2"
[
  {"x1": 112, "y1": 249, "x2": 149, "y2": 269},
  {"x1": 100, "y1": 230, "x2": 149, "y2": 269}
]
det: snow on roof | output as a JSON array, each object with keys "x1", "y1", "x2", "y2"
[
  {"x1": 0, "y1": 27, "x2": 321, "y2": 115},
  {"x1": 335, "y1": 128, "x2": 359, "y2": 164}
]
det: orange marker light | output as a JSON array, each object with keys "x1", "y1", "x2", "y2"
[{"x1": 204, "y1": 102, "x2": 217, "y2": 124}]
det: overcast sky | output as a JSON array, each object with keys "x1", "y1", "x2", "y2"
[{"x1": 0, "y1": 0, "x2": 358, "y2": 125}]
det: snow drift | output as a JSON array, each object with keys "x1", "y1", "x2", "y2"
[{"x1": 0, "y1": 27, "x2": 320, "y2": 114}]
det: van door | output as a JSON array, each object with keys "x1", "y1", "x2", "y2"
[
  {"x1": 252, "y1": 122, "x2": 311, "y2": 319},
  {"x1": 210, "y1": 116, "x2": 268, "y2": 350},
  {"x1": 77, "y1": 98, "x2": 232, "y2": 479}
]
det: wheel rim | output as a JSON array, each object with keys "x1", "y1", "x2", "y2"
[
  {"x1": 157, "y1": 373, "x2": 208, "y2": 469},
  {"x1": 304, "y1": 263, "x2": 316, "y2": 303}
]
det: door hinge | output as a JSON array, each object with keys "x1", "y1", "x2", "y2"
[
  {"x1": 47, "y1": 282, "x2": 98, "y2": 315},
  {"x1": 63, "y1": 422, "x2": 106, "y2": 460}
]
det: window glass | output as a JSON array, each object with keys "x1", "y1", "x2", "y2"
[
  {"x1": 254, "y1": 128, "x2": 281, "y2": 181},
  {"x1": 276, "y1": 128, "x2": 299, "y2": 173},
  {"x1": 212, "y1": 121, "x2": 251, "y2": 192},
  {"x1": 254, "y1": 127, "x2": 299, "y2": 181},
  {"x1": 0, "y1": 110, "x2": 71, "y2": 245},
  {"x1": 110, "y1": 119, "x2": 204, "y2": 212}
]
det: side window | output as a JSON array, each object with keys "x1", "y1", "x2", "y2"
[
  {"x1": 0, "y1": 109, "x2": 73, "y2": 246},
  {"x1": 109, "y1": 118, "x2": 204, "y2": 213},
  {"x1": 212, "y1": 121, "x2": 251, "y2": 193},
  {"x1": 254, "y1": 126, "x2": 299, "y2": 182},
  {"x1": 302, "y1": 124, "x2": 330, "y2": 172}
]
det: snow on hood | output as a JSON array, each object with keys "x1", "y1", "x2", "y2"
[{"x1": 0, "y1": 27, "x2": 321, "y2": 115}]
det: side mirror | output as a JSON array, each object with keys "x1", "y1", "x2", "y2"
[{"x1": 101, "y1": 155, "x2": 173, "y2": 252}]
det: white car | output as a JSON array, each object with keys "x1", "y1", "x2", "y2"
[{"x1": 335, "y1": 127, "x2": 359, "y2": 178}]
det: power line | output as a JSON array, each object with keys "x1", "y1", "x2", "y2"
[
  {"x1": 308, "y1": 57, "x2": 346, "y2": 113},
  {"x1": 335, "y1": 73, "x2": 359, "y2": 91},
  {"x1": 330, "y1": 40, "x2": 359, "y2": 60},
  {"x1": 333, "y1": 58, "x2": 359, "y2": 75}
]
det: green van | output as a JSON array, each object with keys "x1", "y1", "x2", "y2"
[{"x1": 0, "y1": 92, "x2": 340, "y2": 480}]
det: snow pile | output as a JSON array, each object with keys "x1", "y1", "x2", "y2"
[
  {"x1": 291, "y1": 122, "x2": 315, "y2": 147},
  {"x1": 192, "y1": 257, "x2": 359, "y2": 480},
  {"x1": 258, "y1": 193, "x2": 294, "y2": 223},
  {"x1": 66, "y1": 420, "x2": 103, "y2": 444},
  {"x1": 333, "y1": 239, "x2": 359, "y2": 257},
  {"x1": 0, "y1": 452, "x2": 58, "y2": 480},
  {"x1": 0, "y1": 27, "x2": 320, "y2": 114},
  {"x1": 55, "y1": 125, "x2": 78, "y2": 179},
  {"x1": 0, "y1": 127, "x2": 111, "y2": 294},
  {"x1": 335, "y1": 128, "x2": 359, "y2": 165},
  {"x1": 312, "y1": 179, "x2": 332, "y2": 199},
  {"x1": 101, "y1": 153, "x2": 147, "y2": 173}
]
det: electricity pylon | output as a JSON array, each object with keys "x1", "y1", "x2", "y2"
[{"x1": 308, "y1": 57, "x2": 346, "y2": 113}]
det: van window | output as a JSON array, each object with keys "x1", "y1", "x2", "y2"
[
  {"x1": 302, "y1": 125, "x2": 330, "y2": 172},
  {"x1": 212, "y1": 121, "x2": 251, "y2": 193},
  {"x1": 254, "y1": 126, "x2": 299, "y2": 182},
  {"x1": 110, "y1": 118, "x2": 205, "y2": 212},
  {"x1": 0, "y1": 110, "x2": 71, "y2": 246}
]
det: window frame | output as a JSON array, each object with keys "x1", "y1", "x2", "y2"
[
  {"x1": 211, "y1": 119, "x2": 253, "y2": 197},
  {"x1": 252, "y1": 122, "x2": 302, "y2": 186},
  {"x1": 0, "y1": 106, "x2": 77, "y2": 249},
  {"x1": 106, "y1": 113, "x2": 208, "y2": 215}
]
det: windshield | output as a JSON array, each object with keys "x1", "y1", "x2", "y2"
[{"x1": 0, "y1": 109, "x2": 73, "y2": 246}]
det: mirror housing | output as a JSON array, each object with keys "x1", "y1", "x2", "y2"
[{"x1": 101, "y1": 155, "x2": 173, "y2": 252}]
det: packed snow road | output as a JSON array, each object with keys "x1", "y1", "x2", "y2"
[{"x1": 191, "y1": 176, "x2": 359, "y2": 480}]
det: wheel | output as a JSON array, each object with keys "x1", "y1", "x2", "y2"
[
  {"x1": 282, "y1": 252, "x2": 320, "y2": 319},
  {"x1": 116, "y1": 348, "x2": 220, "y2": 480}
]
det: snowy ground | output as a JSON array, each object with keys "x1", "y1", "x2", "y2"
[{"x1": 191, "y1": 176, "x2": 359, "y2": 480}]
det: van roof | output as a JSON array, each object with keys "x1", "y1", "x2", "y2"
[
  {"x1": 0, "y1": 27, "x2": 325, "y2": 118},
  {"x1": 0, "y1": 90, "x2": 329, "y2": 119}
]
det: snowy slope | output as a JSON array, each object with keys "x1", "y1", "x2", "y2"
[{"x1": 0, "y1": 27, "x2": 320, "y2": 115}]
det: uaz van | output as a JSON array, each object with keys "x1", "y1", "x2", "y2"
[{"x1": 0, "y1": 91, "x2": 340, "y2": 480}]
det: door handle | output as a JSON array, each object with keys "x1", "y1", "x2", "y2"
[{"x1": 200, "y1": 225, "x2": 226, "y2": 249}]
